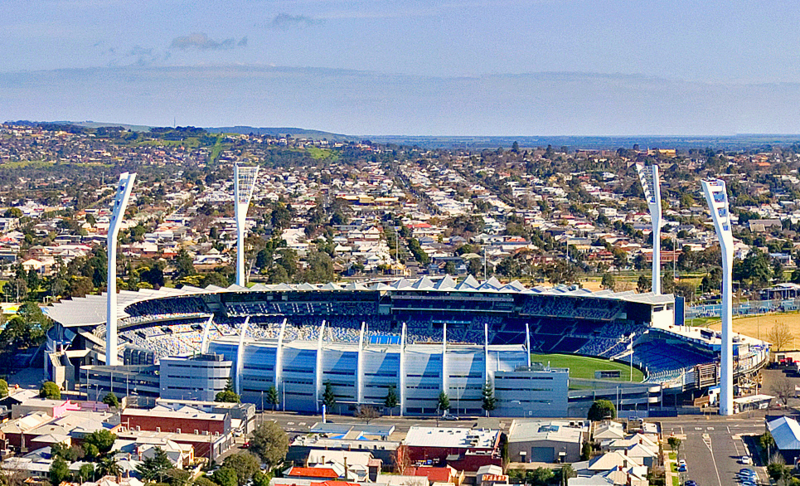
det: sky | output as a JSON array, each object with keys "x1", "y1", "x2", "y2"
[{"x1": 1, "y1": 0, "x2": 799, "y2": 136}]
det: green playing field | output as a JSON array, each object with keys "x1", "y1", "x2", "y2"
[{"x1": 531, "y1": 353, "x2": 645, "y2": 382}]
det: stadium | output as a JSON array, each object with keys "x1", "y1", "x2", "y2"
[{"x1": 42, "y1": 275, "x2": 770, "y2": 417}]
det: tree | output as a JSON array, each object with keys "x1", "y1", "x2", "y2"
[
  {"x1": 212, "y1": 468, "x2": 238, "y2": 486},
  {"x1": 250, "y1": 421, "x2": 289, "y2": 469},
  {"x1": 355, "y1": 405, "x2": 381, "y2": 424},
  {"x1": 215, "y1": 390, "x2": 241, "y2": 403},
  {"x1": 102, "y1": 392, "x2": 119, "y2": 408},
  {"x1": 137, "y1": 447, "x2": 173, "y2": 483},
  {"x1": 166, "y1": 468, "x2": 191, "y2": 486},
  {"x1": 51, "y1": 442, "x2": 83, "y2": 462},
  {"x1": 384, "y1": 385, "x2": 398, "y2": 411},
  {"x1": 49, "y1": 457, "x2": 70, "y2": 486},
  {"x1": 39, "y1": 381, "x2": 60, "y2": 399},
  {"x1": 84, "y1": 429, "x2": 117, "y2": 455},
  {"x1": 581, "y1": 441, "x2": 592, "y2": 460},
  {"x1": 768, "y1": 322, "x2": 794, "y2": 352},
  {"x1": 481, "y1": 381, "x2": 496, "y2": 415},
  {"x1": 555, "y1": 465, "x2": 576, "y2": 484},
  {"x1": 760, "y1": 431, "x2": 776, "y2": 452},
  {"x1": 771, "y1": 377, "x2": 795, "y2": 406},
  {"x1": 437, "y1": 391, "x2": 450, "y2": 413},
  {"x1": 600, "y1": 273, "x2": 616, "y2": 291},
  {"x1": 266, "y1": 385, "x2": 280, "y2": 410},
  {"x1": 637, "y1": 274, "x2": 651, "y2": 293},
  {"x1": 528, "y1": 467, "x2": 554, "y2": 486},
  {"x1": 322, "y1": 382, "x2": 336, "y2": 409},
  {"x1": 97, "y1": 457, "x2": 122, "y2": 477},
  {"x1": 194, "y1": 477, "x2": 217, "y2": 486},
  {"x1": 78, "y1": 464, "x2": 95, "y2": 483},
  {"x1": 0, "y1": 379, "x2": 8, "y2": 398},
  {"x1": 587, "y1": 399, "x2": 616, "y2": 421},
  {"x1": 252, "y1": 471, "x2": 270, "y2": 486},
  {"x1": 174, "y1": 249, "x2": 196, "y2": 279},
  {"x1": 83, "y1": 443, "x2": 99, "y2": 460},
  {"x1": 222, "y1": 452, "x2": 261, "y2": 486}
]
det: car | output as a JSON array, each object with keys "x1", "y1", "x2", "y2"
[
  {"x1": 684, "y1": 481, "x2": 697, "y2": 486},
  {"x1": 678, "y1": 464, "x2": 687, "y2": 473},
  {"x1": 740, "y1": 455, "x2": 752, "y2": 465},
  {"x1": 242, "y1": 441, "x2": 250, "y2": 449},
  {"x1": 678, "y1": 459, "x2": 686, "y2": 466}
]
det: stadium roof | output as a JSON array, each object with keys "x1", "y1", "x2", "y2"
[{"x1": 43, "y1": 277, "x2": 673, "y2": 328}]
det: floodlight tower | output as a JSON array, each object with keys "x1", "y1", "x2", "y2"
[
  {"x1": 636, "y1": 163, "x2": 662, "y2": 294},
  {"x1": 701, "y1": 178, "x2": 734, "y2": 416},
  {"x1": 234, "y1": 164, "x2": 259, "y2": 286},
  {"x1": 106, "y1": 172, "x2": 136, "y2": 366}
]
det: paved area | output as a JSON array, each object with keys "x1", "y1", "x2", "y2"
[{"x1": 662, "y1": 417, "x2": 766, "y2": 486}]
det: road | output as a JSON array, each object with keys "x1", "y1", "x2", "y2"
[{"x1": 661, "y1": 416, "x2": 766, "y2": 486}]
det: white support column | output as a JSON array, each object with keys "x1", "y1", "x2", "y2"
[
  {"x1": 315, "y1": 320, "x2": 326, "y2": 412},
  {"x1": 442, "y1": 323, "x2": 448, "y2": 398},
  {"x1": 400, "y1": 322, "x2": 407, "y2": 417},
  {"x1": 200, "y1": 315, "x2": 214, "y2": 354},
  {"x1": 636, "y1": 163, "x2": 662, "y2": 294},
  {"x1": 357, "y1": 322, "x2": 365, "y2": 405},
  {"x1": 233, "y1": 164, "x2": 259, "y2": 287},
  {"x1": 235, "y1": 316, "x2": 250, "y2": 395},
  {"x1": 275, "y1": 318, "x2": 287, "y2": 387},
  {"x1": 702, "y1": 179, "x2": 734, "y2": 416},
  {"x1": 276, "y1": 318, "x2": 287, "y2": 411},
  {"x1": 484, "y1": 323, "x2": 491, "y2": 386},
  {"x1": 106, "y1": 172, "x2": 136, "y2": 366},
  {"x1": 525, "y1": 322, "x2": 531, "y2": 367}
]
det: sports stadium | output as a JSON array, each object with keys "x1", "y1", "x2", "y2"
[{"x1": 42, "y1": 275, "x2": 770, "y2": 417}]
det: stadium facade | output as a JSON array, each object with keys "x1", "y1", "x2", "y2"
[{"x1": 44, "y1": 275, "x2": 769, "y2": 416}]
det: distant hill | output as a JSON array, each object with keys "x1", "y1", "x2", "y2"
[{"x1": 206, "y1": 126, "x2": 355, "y2": 142}]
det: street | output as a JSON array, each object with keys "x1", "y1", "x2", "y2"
[{"x1": 662, "y1": 416, "x2": 766, "y2": 486}]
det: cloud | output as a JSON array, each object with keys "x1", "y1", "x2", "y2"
[
  {"x1": 170, "y1": 32, "x2": 236, "y2": 51},
  {"x1": 270, "y1": 13, "x2": 322, "y2": 30}
]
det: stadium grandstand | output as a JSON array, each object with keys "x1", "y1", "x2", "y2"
[{"x1": 42, "y1": 275, "x2": 769, "y2": 415}]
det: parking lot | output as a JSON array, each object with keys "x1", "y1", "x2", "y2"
[{"x1": 663, "y1": 418, "x2": 766, "y2": 486}]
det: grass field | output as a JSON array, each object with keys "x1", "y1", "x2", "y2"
[
  {"x1": 531, "y1": 353, "x2": 645, "y2": 382},
  {"x1": 707, "y1": 311, "x2": 800, "y2": 348}
]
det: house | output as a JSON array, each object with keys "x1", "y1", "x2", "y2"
[
  {"x1": 476, "y1": 465, "x2": 508, "y2": 486},
  {"x1": 507, "y1": 420, "x2": 586, "y2": 463},
  {"x1": 767, "y1": 416, "x2": 800, "y2": 466},
  {"x1": 593, "y1": 422, "x2": 625, "y2": 441}
]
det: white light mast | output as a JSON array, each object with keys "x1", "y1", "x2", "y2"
[
  {"x1": 636, "y1": 163, "x2": 662, "y2": 294},
  {"x1": 234, "y1": 164, "x2": 259, "y2": 286},
  {"x1": 106, "y1": 172, "x2": 136, "y2": 366},
  {"x1": 701, "y1": 178, "x2": 734, "y2": 416}
]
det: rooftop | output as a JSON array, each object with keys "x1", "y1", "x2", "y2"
[{"x1": 404, "y1": 426, "x2": 499, "y2": 449}]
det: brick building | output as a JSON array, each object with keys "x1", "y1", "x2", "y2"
[{"x1": 121, "y1": 405, "x2": 230, "y2": 435}]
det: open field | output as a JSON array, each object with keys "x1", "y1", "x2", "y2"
[
  {"x1": 531, "y1": 353, "x2": 645, "y2": 382},
  {"x1": 708, "y1": 312, "x2": 800, "y2": 348}
]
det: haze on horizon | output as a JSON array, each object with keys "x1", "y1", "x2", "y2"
[{"x1": 2, "y1": 0, "x2": 799, "y2": 136}]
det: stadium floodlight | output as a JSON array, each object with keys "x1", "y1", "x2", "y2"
[
  {"x1": 701, "y1": 178, "x2": 734, "y2": 416},
  {"x1": 106, "y1": 172, "x2": 136, "y2": 367},
  {"x1": 636, "y1": 163, "x2": 662, "y2": 294},
  {"x1": 234, "y1": 164, "x2": 259, "y2": 286}
]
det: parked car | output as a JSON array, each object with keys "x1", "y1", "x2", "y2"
[
  {"x1": 678, "y1": 459, "x2": 687, "y2": 472},
  {"x1": 740, "y1": 455, "x2": 752, "y2": 465}
]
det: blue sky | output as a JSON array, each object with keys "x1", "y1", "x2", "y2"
[{"x1": 2, "y1": 0, "x2": 799, "y2": 135}]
